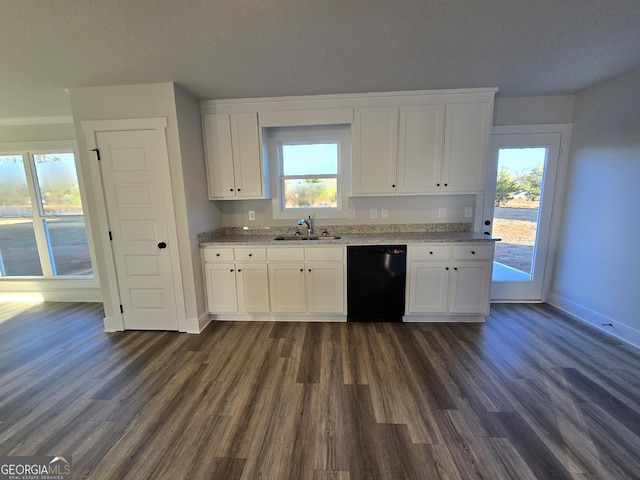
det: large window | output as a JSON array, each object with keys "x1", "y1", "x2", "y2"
[
  {"x1": 0, "y1": 150, "x2": 93, "y2": 278},
  {"x1": 268, "y1": 125, "x2": 351, "y2": 219}
]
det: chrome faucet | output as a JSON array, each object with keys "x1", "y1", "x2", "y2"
[{"x1": 298, "y1": 216, "x2": 313, "y2": 235}]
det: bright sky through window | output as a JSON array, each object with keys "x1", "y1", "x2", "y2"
[{"x1": 282, "y1": 144, "x2": 338, "y2": 175}]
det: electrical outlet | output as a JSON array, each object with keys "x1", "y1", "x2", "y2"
[
  {"x1": 349, "y1": 209, "x2": 356, "y2": 219},
  {"x1": 248, "y1": 210, "x2": 255, "y2": 221},
  {"x1": 464, "y1": 207, "x2": 473, "y2": 218},
  {"x1": 381, "y1": 208, "x2": 388, "y2": 219},
  {"x1": 438, "y1": 207, "x2": 446, "y2": 218},
  {"x1": 370, "y1": 208, "x2": 378, "y2": 219}
]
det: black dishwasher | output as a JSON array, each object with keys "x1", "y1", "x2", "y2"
[{"x1": 347, "y1": 245, "x2": 407, "y2": 322}]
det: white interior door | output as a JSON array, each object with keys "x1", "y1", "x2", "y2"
[
  {"x1": 96, "y1": 129, "x2": 179, "y2": 330},
  {"x1": 483, "y1": 130, "x2": 563, "y2": 301}
]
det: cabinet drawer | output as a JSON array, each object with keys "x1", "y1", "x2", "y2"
[
  {"x1": 410, "y1": 245, "x2": 451, "y2": 260},
  {"x1": 235, "y1": 247, "x2": 267, "y2": 261},
  {"x1": 305, "y1": 246, "x2": 344, "y2": 262},
  {"x1": 267, "y1": 247, "x2": 304, "y2": 262},
  {"x1": 203, "y1": 248, "x2": 234, "y2": 262},
  {"x1": 452, "y1": 244, "x2": 493, "y2": 260}
]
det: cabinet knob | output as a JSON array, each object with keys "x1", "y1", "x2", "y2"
[
  {"x1": 483, "y1": 231, "x2": 491, "y2": 235},
  {"x1": 444, "y1": 183, "x2": 448, "y2": 187},
  {"x1": 454, "y1": 267, "x2": 458, "y2": 271},
  {"x1": 300, "y1": 269, "x2": 304, "y2": 272},
  {"x1": 445, "y1": 267, "x2": 449, "y2": 271},
  {"x1": 230, "y1": 188, "x2": 234, "y2": 192},
  {"x1": 436, "y1": 183, "x2": 440, "y2": 187},
  {"x1": 216, "y1": 253, "x2": 221, "y2": 257},
  {"x1": 230, "y1": 269, "x2": 234, "y2": 272},
  {"x1": 157, "y1": 242, "x2": 167, "y2": 249},
  {"x1": 237, "y1": 269, "x2": 242, "y2": 272},
  {"x1": 248, "y1": 253, "x2": 253, "y2": 257},
  {"x1": 429, "y1": 251, "x2": 433, "y2": 255},
  {"x1": 308, "y1": 269, "x2": 312, "y2": 272},
  {"x1": 237, "y1": 188, "x2": 241, "y2": 192},
  {"x1": 484, "y1": 220, "x2": 491, "y2": 225},
  {"x1": 391, "y1": 184, "x2": 395, "y2": 188},
  {"x1": 471, "y1": 251, "x2": 476, "y2": 255}
]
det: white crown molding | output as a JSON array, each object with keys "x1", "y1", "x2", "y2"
[{"x1": 0, "y1": 116, "x2": 74, "y2": 126}]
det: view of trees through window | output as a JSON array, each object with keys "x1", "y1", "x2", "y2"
[
  {"x1": 281, "y1": 143, "x2": 339, "y2": 209},
  {"x1": 0, "y1": 152, "x2": 93, "y2": 277},
  {"x1": 493, "y1": 147, "x2": 546, "y2": 275}
]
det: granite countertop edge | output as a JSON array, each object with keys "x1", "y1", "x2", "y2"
[{"x1": 200, "y1": 231, "x2": 500, "y2": 247}]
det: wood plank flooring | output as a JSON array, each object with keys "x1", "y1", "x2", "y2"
[{"x1": 1, "y1": 302, "x2": 640, "y2": 479}]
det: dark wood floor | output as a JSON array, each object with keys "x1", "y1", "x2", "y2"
[{"x1": 1, "y1": 302, "x2": 640, "y2": 479}]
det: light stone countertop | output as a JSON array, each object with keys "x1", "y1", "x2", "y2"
[{"x1": 199, "y1": 228, "x2": 499, "y2": 247}]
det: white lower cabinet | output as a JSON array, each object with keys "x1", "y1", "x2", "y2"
[
  {"x1": 203, "y1": 245, "x2": 345, "y2": 318},
  {"x1": 407, "y1": 243, "x2": 493, "y2": 319},
  {"x1": 203, "y1": 247, "x2": 269, "y2": 314},
  {"x1": 268, "y1": 247, "x2": 345, "y2": 315}
]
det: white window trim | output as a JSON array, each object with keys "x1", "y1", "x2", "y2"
[{"x1": 267, "y1": 125, "x2": 351, "y2": 220}]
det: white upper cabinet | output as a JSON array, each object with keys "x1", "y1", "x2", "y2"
[
  {"x1": 442, "y1": 102, "x2": 493, "y2": 193},
  {"x1": 397, "y1": 104, "x2": 445, "y2": 194},
  {"x1": 352, "y1": 106, "x2": 398, "y2": 195},
  {"x1": 202, "y1": 89, "x2": 495, "y2": 199},
  {"x1": 203, "y1": 112, "x2": 266, "y2": 199},
  {"x1": 352, "y1": 99, "x2": 493, "y2": 196}
]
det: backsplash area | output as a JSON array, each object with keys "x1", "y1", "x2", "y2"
[{"x1": 198, "y1": 222, "x2": 471, "y2": 244}]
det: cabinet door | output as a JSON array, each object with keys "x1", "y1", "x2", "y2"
[
  {"x1": 448, "y1": 261, "x2": 492, "y2": 314},
  {"x1": 352, "y1": 106, "x2": 398, "y2": 195},
  {"x1": 397, "y1": 105, "x2": 444, "y2": 194},
  {"x1": 236, "y1": 263, "x2": 270, "y2": 312},
  {"x1": 204, "y1": 113, "x2": 236, "y2": 199},
  {"x1": 407, "y1": 261, "x2": 450, "y2": 313},
  {"x1": 268, "y1": 263, "x2": 306, "y2": 312},
  {"x1": 443, "y1": 102, "x2": 492, "y2": 193},
  {"x1": 204, "y1": 263, "x2": 238, "y2": 313},
  {"x1": 306, "y1": 262, "x2": 344, "y2": 313},
  {"x1": 230, "y1": 112, "x2": 263, "y2": 198}
]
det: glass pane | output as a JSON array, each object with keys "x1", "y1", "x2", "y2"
[
  {"x1": 0, "y1": 155, "x2": 33, "y2": 216},
  {"x1": 284, "y1": 178, "x2": 337, "y2": 208},
  {"x1": 33, "y1": 153, "x2": 83, "y2": 215},
  {"x1": 493, "y1": 147, "x2": 546, "y2": 280},
  {"x1": 44, "y1": 218, "x2": 93, "y2": 276},
  {"x1": 0, "y1": 219, "x2": 42, "y2": 276},
  {"x1": 282, "y1": 144, "x2": 338, "y2": 176}
]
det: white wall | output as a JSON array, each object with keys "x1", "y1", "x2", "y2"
[
  {"x1": 549, "y1": 68, "x2": 640, "y2": 348},
  {"x1": 493, "y1": 95, "x2": 575, "y2": 126}
]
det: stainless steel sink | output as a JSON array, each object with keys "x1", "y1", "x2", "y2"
[{"x1": 274, "y1": 235, "x2": 341, "y2": 241}]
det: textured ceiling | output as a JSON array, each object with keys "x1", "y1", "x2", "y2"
[{"x1": 2, "y1": 0, "x2": 640, "y2": 120}]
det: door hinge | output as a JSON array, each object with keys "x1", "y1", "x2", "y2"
[
  {"x1": 108, "y1": 231, "x2": 113, "y2": 241},
  {"x1": 120, "y1": 305, "x2": 123, "y2": 314},
  {"x1": 90, "y1": 148, "x2": 101, "y2": 160}
]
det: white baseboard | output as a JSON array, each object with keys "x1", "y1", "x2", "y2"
[
  {"x1": 547, "y1": 293, "x2": 640, "y2": 350},
  {"x1": 210, "y1": 313, "x2": 347, "y2": 322}
]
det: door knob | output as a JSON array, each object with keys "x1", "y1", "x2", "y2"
[{"x1": 158, "y1": 242, "x2": 167, "y2": 249}]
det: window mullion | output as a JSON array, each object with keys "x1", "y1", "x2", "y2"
[{"x1": 23, "y1": 152, "x2": 55, "y2": 277}]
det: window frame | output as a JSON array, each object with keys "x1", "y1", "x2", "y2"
[
  {"x1": 267, "y1": 125, "x2": 351, "y2": 220},
  {"x1": 0, "y1": 141, "x2": 95, "y2": 279}
]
